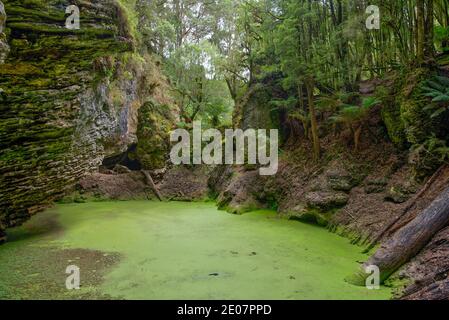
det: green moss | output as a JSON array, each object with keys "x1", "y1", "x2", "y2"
[
  {"x1": 7, "y1": 22, "x2": 116, "y2": 38},
  {"x1": 1, "y1": 0, "x2": 137, "y2": 230},
  {"x1": 135, "y1": 99, "x2": 175, "y2": 170},
  {"x1": 0, "y1": 201, "x2": 393, "y2": 300},
  {"x1": 380, "y1": 97, "x2": 407, "y2": 147}
]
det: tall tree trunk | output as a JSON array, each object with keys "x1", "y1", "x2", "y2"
[
  {"x1": 417, "y1": 0, "x2": 425, "y2": 63},
  {"x1": 306, "y1": 79, "x2": 321, "y2": 161},
  {"x1": 354, "y1": 125, "x2": 362, "y2": 151},
  {"x1": 424, "y1": 0, "x2": 435, "y2": 58}
]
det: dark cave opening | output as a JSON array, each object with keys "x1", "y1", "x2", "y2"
[{"x1": 102, "y1": 143, "x2": 142, "y2": 171}]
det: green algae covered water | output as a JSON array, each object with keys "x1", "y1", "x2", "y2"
[{"x1": 0, "y1": 201, "x2": 392, "y2": 300}]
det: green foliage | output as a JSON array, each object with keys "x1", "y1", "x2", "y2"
[
  {"x1": 135, "y1": 100, "x2": 175, "y2": 170},
  {"x1": 435, "y1": 25, "x2": 449, "y2": 52},
  {"x1": 329, "y1": 97, "x2": 380, "y2": 150},
  {"x1": 330, "y1": 98, "x2": 380, "y2": 126},
  {"x1": 422, "y1": 75, "x2": 449, "y2": 118}
]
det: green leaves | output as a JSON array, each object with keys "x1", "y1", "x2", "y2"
[
  {"x1": 362, "y1": 97, "x2": 381, "y2": 109},
  {"x1": 422, "y1": 75, "x2": 449, "y2": 118},
  {"x1": 330, "y1": 97, "x2": 379, "y2": 125}
]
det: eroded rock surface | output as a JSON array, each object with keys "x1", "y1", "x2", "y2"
[
  {"x1": 0, "y1": 1, "x2": 9, "y2": 64},
  {"x1": 0, "y1": 0, "x2": 174, "y2": 239}
]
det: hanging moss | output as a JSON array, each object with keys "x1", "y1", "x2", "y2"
[{"x1": 134, "y1": 99, "x2": 175, "y2": 170}]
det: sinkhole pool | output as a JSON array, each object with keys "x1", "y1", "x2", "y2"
[{"x1": 0, "y1": 201, "x2": 392, "y2": 300}]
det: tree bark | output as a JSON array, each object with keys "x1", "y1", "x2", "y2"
[
  {"x1": 424, "y1": 0, "x2": 434, "y2": 58},
  {"x1": 417, "y1": 0, "x2": 425, "y2": 63},
  {"x1": 306, "y1": 79, "x2": 321, "y2": 161},
  {"x1": 402, "y1": 279, "x2": 449, "y2": 300},
  {"x1": 349, "y1": 187, "x2": 449, "y2": 285},
  {"x1": 141, "y1": 170, "x2": 163, "y2": 201}
]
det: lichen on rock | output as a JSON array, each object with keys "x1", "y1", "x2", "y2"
[{"x1": 0, "y1": 0, "x2": 175, "y2": 239}]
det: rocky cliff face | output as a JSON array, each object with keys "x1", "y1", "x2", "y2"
[
  {"x1": 0, "y1": 1, "x2": 9, "y2": 63},
  {"x1": 0, "y1": 0, "x2": 174, "y2": 242}
]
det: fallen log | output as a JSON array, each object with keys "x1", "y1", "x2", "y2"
[
  {"x1": 363, "y1": 164, "x2": 447, "y2": 254},
  {"x1": 141, "y1": 170, "x2": 163, "y2": 201},
  {"x1": 349, "y1": 187, "x2": 449, "y2": 285}
]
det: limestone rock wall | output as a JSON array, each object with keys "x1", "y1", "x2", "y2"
[
  {"x1": 0, "y1": 1, "x2": 9, "y2": 63},
  {"x1": 0, "y1": 0, "x2": 171, "y2": 241}
]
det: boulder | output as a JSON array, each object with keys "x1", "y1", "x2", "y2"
[
  {"x1": 305, "y1": 191, "x2": 349, "y2": 211},
  {"x1": 287, "y1": 204, "x2": 333, "y2": 226},
  {"x1": 364, "y1": 178, "x2": 388, "y2": 194},
  {"x1": 327, "y1": 171, "x2": 356, "y2": 192},
  {"x1": 385, "y1": 186, "x2": 411, "y2": 204}
]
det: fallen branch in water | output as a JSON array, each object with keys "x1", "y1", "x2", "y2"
[{"x1": 141, "y1": 170, "x2": 163, "y2": 201}]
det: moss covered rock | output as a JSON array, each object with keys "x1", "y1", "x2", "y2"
[
  {"x1": 135, "y1": 99, "x2": 175, "y2": 170},
  {"x1": 0, "y1": 0, "x2": 175, "y2": 240}
]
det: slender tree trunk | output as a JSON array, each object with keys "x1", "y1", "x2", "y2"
[
  {"x1": 424, "y1": 0, "x2": 435, "y2": 58},
  {"x1": 417, "y1": 0, "x2": 425, "y2": 63},
  {"x1": 306, "y1": 79, "x2": 320, "y2": 161},
  {"x1": 354, "y1": 125, "x2": 362, "y2": 151},
  {"x1": 141, "y1": 170, "x2": 163, "y2": 201}
]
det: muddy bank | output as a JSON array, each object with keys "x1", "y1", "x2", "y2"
[{"x1": 75, "y1": 166, "x2": 211, "y2": 202}]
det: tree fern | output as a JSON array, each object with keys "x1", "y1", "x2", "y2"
[
  {"x1": 330, "y1": 98, "x2": 380, "y2": 150},
  {"x1": 422, "y1": 76, "x2": 449, "y2": 118}
]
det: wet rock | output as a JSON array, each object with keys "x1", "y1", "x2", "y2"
[
  {"x1": 287, "y1": 203, "x2": 334, "y2": 226},
  {"x1": 159, "y1": 166, "x2": 211, "y2": 201},
  {"x1": 113, "y1": 164, "x2": 132, "y2": 174},
  {"x1": 287, "y1": 204, "x2": 309, "y2": 219},
  {"x1": 216, "y1": 169, "x2": 266, "y2": 214},
  {"x1": 327, "y1": 170, "x2": 356, "y2": 192},
  {"x1": 305, "y1": 191, "x2": 349, "y2": 211},
  {"x1": 78, "y1": 172, "x2": 153, "y2": 201},
  {"x1": 0, "y1": 2, "x2": 5, "y2": 32},
  {"x1": 364, "y1": 178, "x2": 388, "y2": 194},
  {"x1": 99, "y1": 166, "x2": 115, "y2": 175},
  {"x1": 0, "y1": 1, "x2": 176, "y2": 234},
  {"x1": 385, "y1": 186, "x2": 411, "y2": 204}
]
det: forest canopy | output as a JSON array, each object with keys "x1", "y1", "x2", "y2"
[{"x1": 132, "y1": 0, "x2": 449, "y2": 172}]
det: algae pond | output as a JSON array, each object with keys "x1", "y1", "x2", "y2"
[{"x1": 0, "y1": 201, "x2": 392, "y2": 300}]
